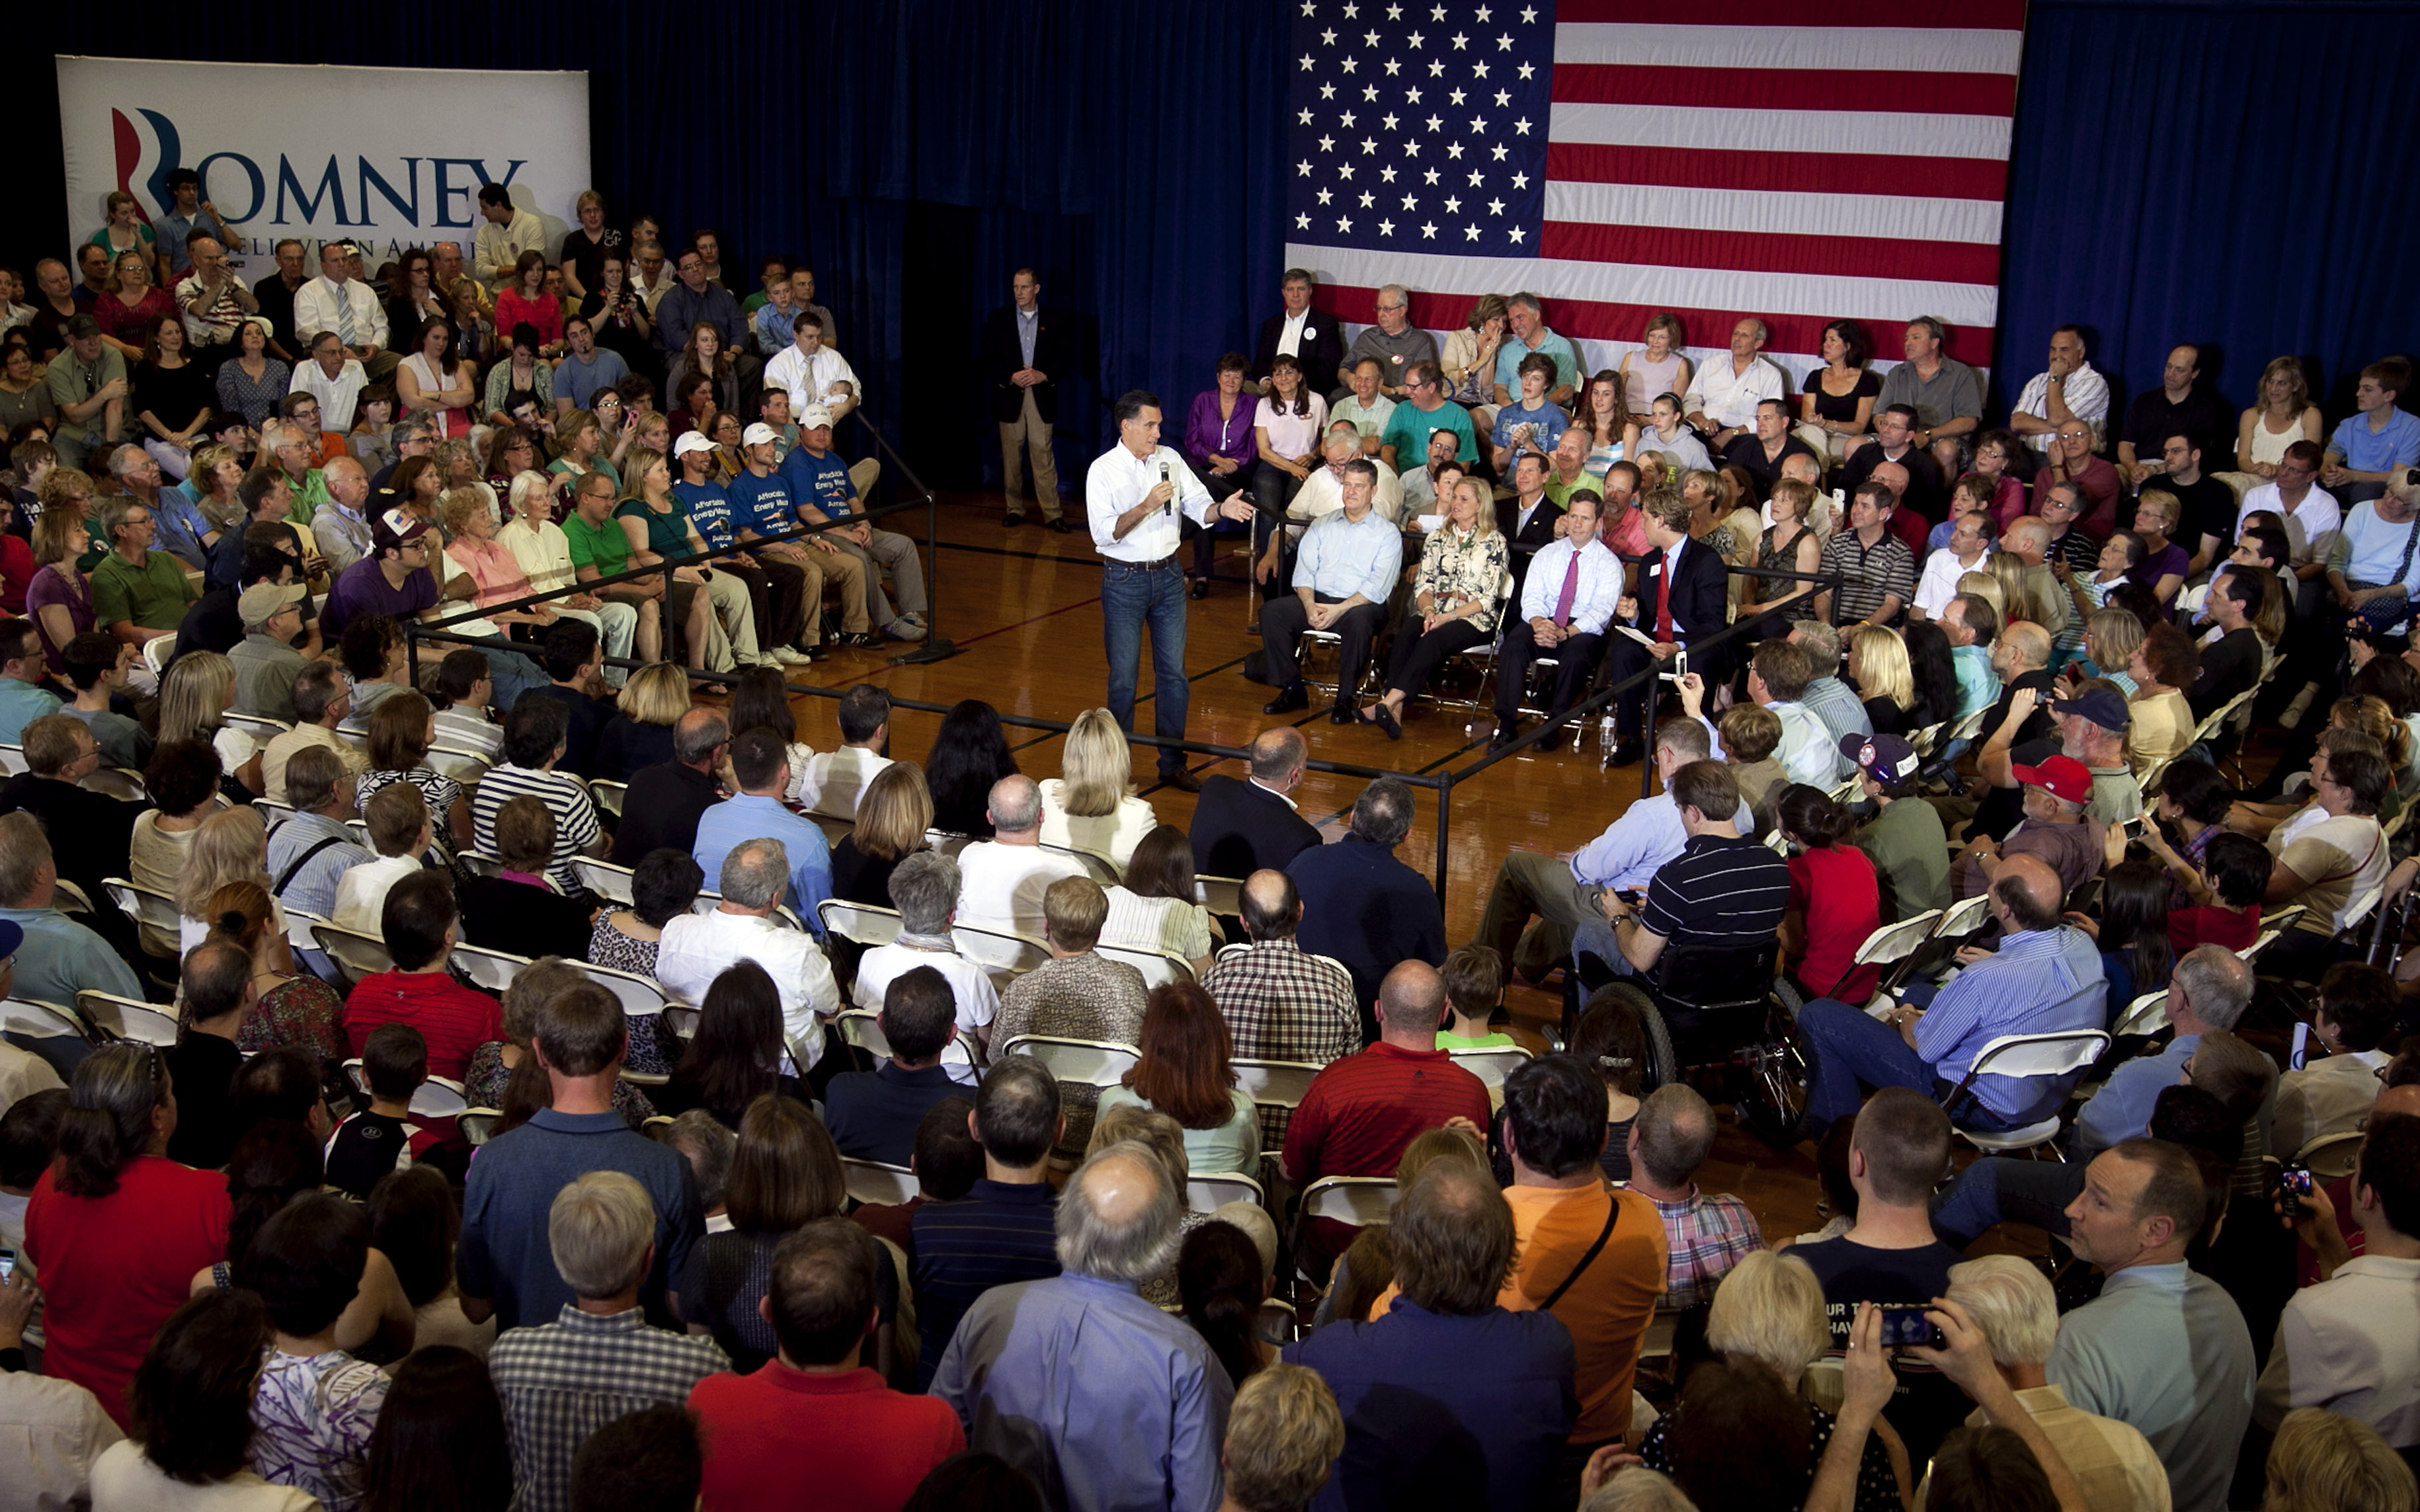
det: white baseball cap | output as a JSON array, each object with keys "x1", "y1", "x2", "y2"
[
  {"x1": 743, "y1": 422, "x2": 778, "y2": 447},
  {"x1": 801, "y1": 405, "x2": 834, "y2": 430},
  {"x1": 672, "y1": 431, "x2": 715, "y2": 458}
]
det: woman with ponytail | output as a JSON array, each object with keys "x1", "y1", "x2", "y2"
[
  {"x1": 1775, "y1": 783, "x2": 1884, "y2": 1004},
  {"x1": 21, "y1": 1042, "x2": 233, "y2": 1429},
  {"x1": 210, "y1": 881, "x2": 347, "y2": 1064}
]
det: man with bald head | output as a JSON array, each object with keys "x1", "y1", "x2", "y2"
[
  {"x1": 312, "y1": 454, "x2": 376, "y2": 575},
  {"x1": 1201, "y1": 869, "x2": 1360, "y2": 1142},
  {"x1": 934, "y1": 1141, "x2": 1232, "y2": 1511},
  {"x1": 1796, "y1": 852, "x2": 2106, "y2": 1142},
  {"x1": 1284, "y1": 959, "x2": 1492, "y2": 1263},
  {"x1": 1188, "y1": 725, "x2": 1321, "y2": 877},
  {"x1": 955, "y1": 775, "x2": 1089, "y2": 938},
  {"x1": 609, "y1": 706, "x2": 727, "y2": 864}
]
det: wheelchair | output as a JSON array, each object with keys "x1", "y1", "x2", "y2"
[{"x1": 1573, "y1": 937, "x2": 1808, "y2": 1146}]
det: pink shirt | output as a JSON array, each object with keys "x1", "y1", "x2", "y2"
[{"x1": 446, "y1": 534, "x2": 535, "y2": 609}]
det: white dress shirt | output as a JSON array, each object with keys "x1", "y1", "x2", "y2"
[
  {"x1": 1277, "y1": 309, "x2": 1309, "y2": 358},
  {"x1": 853, "y1": 939, "x2": 999, "y2": 1082},
  {"x1": 797, "y1": 744, "x2": 893, "y2": 816},
  {"x1": 2015, "y1": 361, "x2": 2113, "y2": 455},
  {"x1": 1769, "y1": 701, "x2": 1838, "y2": 785},
  {"x1": 2253, "y1": 1254, "x2": 2420, "y2": 1446},
  {"x1": 1289, "y1": 459, "x2": 1404, "y2": 528},
  {"x1": 1517, "y1": 536, "x2": 1622, "y2": 634},
  {"x1": 1086, "y1": 443, "x2": 1214, "y2": 563},
  {"x1": 289, "y1": 357, "x2": 368, "y2": 432},
  {"x1": 292, "y1": 276, "x2": 389, "y2": 351},
  {"x1": 955, "y1": 840, "x2": 1090, "y2": 937},
  {"x1": 2273, "y1": 1048, "x2": 2391, "y2": 1154},
  {"x1": 2237, "y1": 484, "x2": 2342, "y2": 569},
  {"x1": 762, "y1": 344, "x2": 860, "y2": 413},
  {"x1": 653, "y1": 907, "x2": 840, "y2": 1064},
  {"x1": 1683, "y1": 354, "x2": 1785, "y2": 430},
  {"x1": 1915, "y1": 545, "x2": 1989, "y2": 619}
]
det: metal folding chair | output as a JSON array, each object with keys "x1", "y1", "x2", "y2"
[{"x1": 1939, "y1": 1029, "x2": 2111, "y2": 1157}]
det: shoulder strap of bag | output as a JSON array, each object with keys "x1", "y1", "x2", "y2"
[
  {"x1": 273, "y1": 834, "x2": 348, "y2": 896},
  {"x1": 1539, "y1": 1193, "x2": 1623, "y2": 1312}
]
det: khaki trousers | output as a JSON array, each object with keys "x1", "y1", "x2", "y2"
[{"x1": 999, "y1": 387, "x2": 1062, "y2": 520}]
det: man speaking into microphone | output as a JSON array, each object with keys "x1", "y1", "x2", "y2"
[{"x1": 1088, "y1": 389, "x2": 1256, "y2": 791}]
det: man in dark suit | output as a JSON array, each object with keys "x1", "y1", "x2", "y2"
[
  {"x1": 979, "y1": 268, "x2": 1074, "y2": 530},
  {"x1": 1188, "y1": 726, "x2": 1322, "y2": 881},
  {"x1": 608, "y1": 707, "x2": 728, "y2": 865},
  {"x1": 1248, "y1": 268, "x2": 1344, "y2": 399},
  {"x1": 1494, "y1": 452, "x2": 1564, "y2": 606},
  {"x1": 1286, "y1": 777, "x2": 1447, "y2": 1029},
  {"x1": 1605, "y1": 492, "x2": 1733, "y2": 766}
]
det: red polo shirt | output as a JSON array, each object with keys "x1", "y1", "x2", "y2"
[
  {"x1": 1285, "y1": 1040, "x2": 1491, "y2": 1257},
  {"x1": 690, "y1": 1363, "x2": 963, "y2": 1511},
  {"x1": 343, "y1": 969, "x2": 503, "y2": 1082}
]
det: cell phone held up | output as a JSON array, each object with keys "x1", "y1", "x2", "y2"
[
  {"x1": 1873, "y1": 1303, "x2": 1945, "y2": 1351},
  {"x1": 2277, "y1": 1159, "x2": 2315, "y2": 1220}
]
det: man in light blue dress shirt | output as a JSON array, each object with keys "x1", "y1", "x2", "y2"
[
  {"x1": 1490, "y1": 493, "x2": 1621, "y2": 748},
  {"x1": 1258, "y1": 460, "x2": 1402, "y2": 722},
  {"x1": 690, "y1": 728, "x2": 830, "y2": 930},
  {"x1": 1796, "y1": 854, "x2": 2105, "y2": 1142},
  {"x1": 933, "y1": 1142, "x2": 1231, "y2": 1512},
  {"x1": 0, "y1": 623, "x2": 61, "y2": 745}
]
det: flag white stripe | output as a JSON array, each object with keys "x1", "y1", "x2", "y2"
[
  {"x1": 1542, "y1": 181, "x2": 2003, "y2": 245},
  {"x1": 1284, "y1": 242, "x2": 2001, "y2": 330},
  {"x1": 1549, "y1": 101, "x2": 2012, "y2": 159},
  {"x1": 1553, "y1": 24, "x2": 2025, "y2": 76}
]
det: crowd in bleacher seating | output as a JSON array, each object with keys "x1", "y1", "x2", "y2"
[{"x1": 9, "y1": 187, "x2": 2420, "y2": 1512}]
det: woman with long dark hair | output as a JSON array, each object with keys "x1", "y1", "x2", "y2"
[
  {"x1": 657, "y1": 961, "x2": 805, "y2": 1128},
  {"x1": 1776, "y1": 784, "x2": 1882, "y2": 1005},
  {"x1": 924, "y1": 699, "x2": 1017, "y2": 838},
  {"x1": 1101, "y1": 824, "x2": 1217, "y2": 976},
  {"x1": 89, "y1": 1290, "x2": 302, "y2": 1511},
  {"x1": 2070, "y1": 860, "x2": 2174, "y2": 1020},
  {"x1": 22, "y1": 1043, "x2": 232, "y2": 1430},
  {"x1": 1096, "y1": 982, "x2": 1258, "y2": 1175},
  {"x1": 1178, "y1": 1220, "x2": 1274, "y2": 1386},
  {"x1": 360, "y1": 1346, "x2": 514, "y2": 1512},
  {"x1": 728, "y1": 666, "x2": 816, "y2": 802},
  {"x1": 1567, "y1": 992, "x2": 1647, "y2": 1183},
  {"x1": 370, "y1": 1164, "x2": 493, "y2": 1363},
  {"x1": 1900, "y1": 620, "x2": 1961, "y2": 735}
]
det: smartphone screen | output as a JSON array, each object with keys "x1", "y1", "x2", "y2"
[
  {"x1": 2278, "y1": 1160, "x2": 2314, "y2": 1218},
  {"x1": 0, "y1": 1248, "x2": 13, "y2": 1283},
  {"x1": 1875, "y1": 1304, "x2": 1944, "y2": 1351},
  {"x1": 2290, "y1": 1022, "x2": 2311, "y2": 1072}
]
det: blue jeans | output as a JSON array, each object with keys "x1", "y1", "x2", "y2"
[
  {"x1": 1102, "y1": 560, "x2": 1190, "y2": 775},
  {"x1": 476, "y1": 637, "x2": 551, "y2": 712},
  {"x1": 1796, "y1": 996, "x2": 2030, "y2": 1143},
  {"x1": 1931, "y1": 1154, "x2": 2085, "y2": 1248}
]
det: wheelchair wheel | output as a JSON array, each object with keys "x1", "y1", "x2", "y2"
[
  {"x1": 1594, "y1": 980, "x2": 1678, "y2": 1094},
  {"x1": 1737, "y1": 982, "x2": 1810, "y2": 1149}
]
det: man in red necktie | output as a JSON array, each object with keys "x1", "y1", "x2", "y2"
[{"x1": 1603, "y1": 492, "x2": 1734, "y2": 767}]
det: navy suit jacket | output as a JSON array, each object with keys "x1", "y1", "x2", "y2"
[
  {"x1": 1496, "y1": 495, "x2": 1565, "y2": 605},
  {"x1": 1286, "y1": 835, "x2": 1447, "y2": 1021},
  {"x1": 1188, "y1": 774, "x2": 1322, "y2": 881},
  {"x1": 1251, "y1": 310, "x2": 1346, "y2": 392},
  {"x1": 979, "y1": 305, "x2": 1074, "y2": 424},
  {"x1": 1628, "y1": 534, "x2": 1730, "y2": 651}
]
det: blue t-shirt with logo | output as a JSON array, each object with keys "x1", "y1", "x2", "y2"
[
  {"x1": 778, "y1": 446, "x2": 856, "y2": 520},
  {"x1": 672, "y1": 480, "x2": 739, "y2": 551},
  {"x1": 726, "y1": 468, "x2": 797, "y2": 539}
]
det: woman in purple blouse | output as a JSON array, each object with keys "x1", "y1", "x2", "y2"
[{"x1": 1184, "y1": 352, "x2": 1259, "y2": 598}]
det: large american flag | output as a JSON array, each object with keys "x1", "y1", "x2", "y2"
[{"x1": 1283, "y1": 0, "x2": 2026, "y2": 381}]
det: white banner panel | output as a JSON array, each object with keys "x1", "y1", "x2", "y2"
[{"x1": 57, "y1": 56, "x2": 591, "y2": 274}]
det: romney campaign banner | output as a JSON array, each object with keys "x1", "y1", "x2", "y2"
[{"x1": 58, "y1": 56, "x2": 592, "y2": 274}]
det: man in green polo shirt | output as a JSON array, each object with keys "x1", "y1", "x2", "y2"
[
  {"x1": 1845, "y1": 731, "x2": 1950, "y2": 922},
  {"x1": 562, "y1": 469, "x2": 709, "y2": 666},
  {"x1": 91, "y1": 496, "x2": 198, "y2": 689}
]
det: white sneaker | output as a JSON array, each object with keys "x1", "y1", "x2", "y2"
[
  {"x1": 770, "y1": 645, "x2": 814, "y2": 665},
  {"x1": 739, "y1": 651, "x2": 780, "y2": 669}
]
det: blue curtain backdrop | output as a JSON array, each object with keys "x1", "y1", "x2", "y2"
[
  {"x1": 1996, "y1": 0, "x2": 2420, "y2": 428},
  {"x1": 19, "y1": 0, "x2": 1293, "y2": 486}
]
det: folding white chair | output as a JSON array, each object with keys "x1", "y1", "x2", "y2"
[
  {"x1": 1940, "y1": 1030, "x2": 2111, "y2": 1156},
  {"x1": 842, "y1": 1158, "x2": 918, "y2": 1209},
  {"x1": 75, "y1": 990, "x2": 181, "y2": 1046},
  {"x1": 1041, "y1": 842, "x2": 1122, "y2": 887},
  {"x1": 2297, "y1": 1129, "x2": 2367, "y2": 1181},
  {"x1": 953, "y1": 922, "x2": 1053, "y2": 982},
  {"x1": 836, "y1": 1009, "x2": 985, "y2": 1080},
  {"x1": 342, "y1": 1060, "x2": 471, "y2": 1120},
  {"x1": 1299, "y1": 1175, "x2": 1397, "y2": 1228},
  {"x1": 589, "y1": 779, "x2": 628, "y2": 820},
  {"x1": 817, "y1": 899, "x2": 905, "y2": 951},
  {"x1": 81, "y1": 768, "x2": 147, "y2": 803},
  {"x1": 1447, "y1": 1045, "x2": 1533, "y2": 1090},
  {"x1": 2113, "y1": 988, "x2": 2171, "y2": 1038},
  {"x1": 573, "y1": 857, "x2": 637, "y2": 905},
  {"x1": 253, "y1": 797, "x2": 300, "y2": 831},
  {"x1": 458, "y1": 851, "x2": 506, "y2": 881},
  {"x1": 1836, "y1": 910, "x2": 1947, "y2": 1014},
  {"x1": 2263, "y1": 904, "x2": 2308, "y2": 937},
  {"x1": 308, "y1": 921, "x2": 396, "y2": 984},
  {"x1": 1230, "y1": 1058, "x2": 1323, "y2": 1117},
  {"x1": 1095, "y1": 942, "x2": 1195, "y2": 988},
  {"x1": 449, "y1": 942, "x2": 529, "y2": 993},
  {"x1": 0, "y1": 996, "x2": 92, "y2": 1044},
  {"x1": 998, "y1": 1034, "x2": 1141, "y2": 1090},
  {"x1": 924, "y1": 830, "x2": 974, "y2": 859},
  {"x1": 577, "y1": 960, "x2": 674, "y2": 1021},
  {"x1": 1195, "y1": 875, "x2": 1244, "y2": 918},
  {"x1": 1932, "y1": 893, "x2": 1994, "y2": 943},
  {"x1": 809, "y1": 811, "x2": 854, "y2": 850},
  {"x1": 224, "y1": 713, "x2": 292, "y2": 743},
  {"x1": 141, "y1": 634, "x2": 177, "y2": 679},
  {"x1": 457, "y1": 1108, "x2": 503, "y2": 1146},
  {"x1": 2238, "y1": 928, "x2": 2285, "y2": 965},
  {"x1": 1186, "y1": 1170, "x2": 1267, "y2": 1214},
  {"x1": 0, "y1": 744, "x2": 24, "y2": 776},
  {"x1": 424, "y1": 746, "x2": 493, "y2": 787}
]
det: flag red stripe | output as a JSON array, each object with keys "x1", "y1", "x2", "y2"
[
  {"x1": 1551, "y1": 63, "x2": 2016, "y2": 116},
  {"x1": 1538, "y1": 221, "x2": 2002, "y2": 287},
  {"x1": 1554, "y1": 0, "x2": 2031, "y2": 29},
  {"x1": 1548, "y1": 143, "x2": 2007, "y2": 202},
  {"x1": 1312, "y1": 284, "x2": 1999, "y2": 368}
]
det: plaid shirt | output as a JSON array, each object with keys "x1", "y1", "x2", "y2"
[
  {"x1": 1650, "y1": 1187, "x2": 1767, "y2": 1312},
  {"x1": 489, "y1": 1305, "x2": 731, "y2": 1512},
  {"x1": 1201, "y1": 938, "x2": 1359, "y2": 1146}
]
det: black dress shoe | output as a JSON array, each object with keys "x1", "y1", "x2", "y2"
[
  {"x1": 1160, "y1": 766, "x2": 1203, "y2": 793},
  {"x1": 1489, "y1": 727, "x2": 1519, "y2": 752},
  {"x1": 1605, "y1": 737, "x2": 1646, "y2": 768},
  {"x1": 1373, "y1": 704, "x2": 1403, "y2": 740},
  {"x1": 1263, "y1": 684, "x2": 1309, "y2": 715},
  {"x1": 1001, "y1": 510, "x2": 1024, "y2": 528},
  {"x1": 1329, "y1": 703, "x2": 1355, "y2": 725},
  {"x1": 1044, "y1": 518, "x2": 1074, "y2": 534},
  {"x1": 1190, "y1": 578, "x2": 1210, "y2": 600}
]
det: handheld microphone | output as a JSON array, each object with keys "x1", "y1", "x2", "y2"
[{"x1": 1160, "y1": 460, "x2": 1173, "y2": 515}]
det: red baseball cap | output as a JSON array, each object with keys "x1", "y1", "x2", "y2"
[{"x1": 2011, "y1": 753, "x2": 2093, "y2": 805}]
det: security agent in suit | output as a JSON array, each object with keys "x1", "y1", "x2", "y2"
[
  {"x1": 1605, "y1": 491, "x2": 1732, "y2": 767},
  {"x1": 1491, "y1": 492, "x2": 1622, "y2": 749},
  {"x1": 979, "y1": 267, "x2": 1075, "y2": 529},
  {"x1": 1494, "y1": 452, "x2": 1566, "y2": 606},
  {"x1": 1188, "y1": 725, "x2": 1323, "y2": 879},
  {"x1": 1260, "y1": 461, "x2": 1404, "y2": 723},
  {"x1": 1249, "y1": 267, "x2": 1344, "y2": 397}
]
